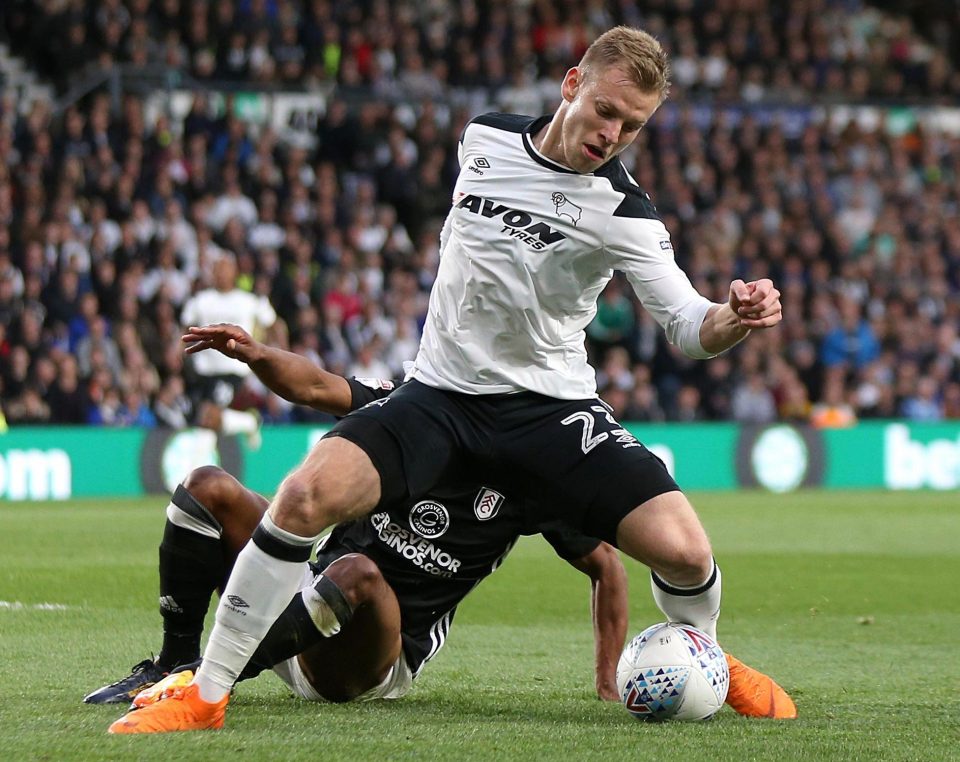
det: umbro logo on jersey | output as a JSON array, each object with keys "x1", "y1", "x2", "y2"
[
  {"x1": 475, "y1": 157, "x2": 490, "y2": 168},
  {"x1": 456, "y1": 194, "x2": 566, "y2": 251},
  {"x1": 468, "y1": 156, "x2": 491, "y2": 175},
  {"x1": 473, "y1": 487, "x2": 504, "y2": 521},
  {"x1": 552, "y1": 192, "x2": 582, "y2": 226},
  {"x1": 226, "y1": 595, "x2": 249, "y2": 608}
]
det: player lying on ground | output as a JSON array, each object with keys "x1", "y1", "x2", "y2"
[
  {"x1": 89, "y1": 326, "x2": 628, "y2": 706},
  {"x1": 99, "y1": 324, "x2": 792, "y2": 721},
  {"x1": 88, "y1": 463, "x2": 623, "y2": 705}
]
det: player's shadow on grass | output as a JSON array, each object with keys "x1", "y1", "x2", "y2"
[{"x1": 241, "y1": 691, "x2": 627, "y2": 726}]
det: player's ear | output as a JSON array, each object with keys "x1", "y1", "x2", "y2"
[{"x1": 561, "y1": 67, "x2": 582, "y2": 103}]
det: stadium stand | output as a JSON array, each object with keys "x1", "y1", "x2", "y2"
[{"x1": 1, "y1": 0, "x2": 959, "y2": 427}]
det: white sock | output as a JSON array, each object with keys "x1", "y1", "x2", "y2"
[
  {"x1": 650, "y1": 561, "x2": 721, "y2": 641},
  {"x1": 193, "y1": 513, "x2": 317, "y2": 703}
]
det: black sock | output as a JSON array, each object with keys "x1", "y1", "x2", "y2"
[
  {"x1": 240, "y1": 595, "x2": 322, "y2": 680},
  {"x1": 240, "y1": 575, "x2": 355, "y2": 680},
  {"x1": 157, "y1": 520, "x2": 224, "y2": 669}
]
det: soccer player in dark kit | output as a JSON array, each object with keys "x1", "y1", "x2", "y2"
[
  {"x1": 87, "y1": 324, "x2": 627, "y2": 706},
  {"x1": 110, "y1": 26, "x2": 795, "y2": 732},
  {"x1": 86, "y1": 465, "x2": 626, "y2": 706}
]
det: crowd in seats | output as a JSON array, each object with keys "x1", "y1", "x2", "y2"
[
  {"x1": 597, "y1": 102, "x2": 960, "y2": 425},
  {"x1": 2, "y1": 0, "x2": 957, "y2": 104},
  {"x1": 0, "y1": 1, "x2": 959, "y2": 429}
]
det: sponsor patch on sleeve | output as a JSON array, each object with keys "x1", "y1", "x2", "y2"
[
  {"x1": 659, "y1": 240, "x2": 674, "y2": 251},
  {"x1": 355, "y1": 377, "x2": 395, "y2": 391}
]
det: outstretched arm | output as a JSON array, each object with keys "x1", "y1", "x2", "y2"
[
  {"x1": 182, "y1": 323, "x2": 354, "y2": 416},
  {"x1": 566, "y1": 542, "x2": 629, "y2": 701}
]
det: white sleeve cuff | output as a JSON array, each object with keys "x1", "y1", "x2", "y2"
[{"x1": 664, "y1": 297, "x2": 716, "y2": 359}]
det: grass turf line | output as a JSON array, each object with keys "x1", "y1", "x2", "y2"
[{"x1": 0, "y1": 491, "x2": 957, "y2": 761}]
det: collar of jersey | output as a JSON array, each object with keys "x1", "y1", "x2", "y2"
[{"x1": 521, "y1": 115, "x2": 580, "y2": 175}]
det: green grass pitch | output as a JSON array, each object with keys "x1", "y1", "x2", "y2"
[{"x1": 1, "y1": 491, "x2": 958, "y2": 761}]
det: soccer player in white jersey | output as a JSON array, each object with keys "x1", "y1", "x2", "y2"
[
  {"x1": 180, "y1": 253, "x2": 278, "y2": 441},
  {"x1": 110, "y1": 26, "x2": 795, "y2": 733}
]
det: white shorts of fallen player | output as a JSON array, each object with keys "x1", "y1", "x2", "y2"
[
  {"x1": 270, "y1": 564, "x2": 414, "y2": 702},
  {"x1": 272, "y1": 652, "x2": 413, "y2": 702}
]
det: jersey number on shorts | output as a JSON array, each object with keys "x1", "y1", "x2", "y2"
[
  {"x1": 561, "y1": 411, "x2": 609, "y2": 454},
  {"x1": 562, "y1": 406, "x2": 641, "y2": 454}
]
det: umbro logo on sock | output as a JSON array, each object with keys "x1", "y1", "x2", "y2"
[{"x1": 226, "y1": 595, "x2": 249, "y2": 608}]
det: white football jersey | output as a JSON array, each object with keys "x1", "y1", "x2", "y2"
[
  {"x1": 411, "y1": 113, "x2": 716, "y2": 400},
  {"x1": 181, "y1": 288, "x2": 277, "y2": 377}
]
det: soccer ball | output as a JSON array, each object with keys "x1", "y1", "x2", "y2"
[{"x1": 616, "y1": 622, "x2": 729, "y2": 721}]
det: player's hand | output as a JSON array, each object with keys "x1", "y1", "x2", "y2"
[
  {"x1": 728, "y1": 278, "x2": 782, "y2": 329},
  {"x1": 182, "y1": 323, "x2": 262, "y2": 363}
]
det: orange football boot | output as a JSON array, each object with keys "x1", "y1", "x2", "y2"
[
  {"x1": 130, "y1": 669, "x2": 195, "y2": 708},
  {"x1": 725, "y1": 653, "x2": 797, "y2": 719},
  {"x1": 107, "y1": 681, "x2": 228, "y2": 734}
]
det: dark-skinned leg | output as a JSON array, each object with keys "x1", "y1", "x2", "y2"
[
  {"x1": 244, "y1": 553, "x2": 403, "y2": 703},
  {"x1": 161, "y1": 468, "x2": 400, "y2": 702},
  {"x1": 296, "y1": 554, "x2": 402, "y2": 702}
]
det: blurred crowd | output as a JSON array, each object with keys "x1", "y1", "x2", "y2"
[
  {"x1": 3, "y1": 0, "x2": 959, "y2": 103},
  {"x1": 0, "y1": 0, "x2": 959, "y2": 429}
]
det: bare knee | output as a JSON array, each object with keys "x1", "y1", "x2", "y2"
[
  {"x1": 657, "y1": 534, "x2": 713, "y2": 585},
  {"x1": 648, "y1": 511, "x2": 713, "y2": 584},
  {"x1": 271, "y1": 471, "x2": 330, "y2": 529},
  {"x1": 181, "y1": 465, "x2": 244, "y2": 525},
  {"x1": 322, "y1": 554, "x2": 387, "y2": 610}
]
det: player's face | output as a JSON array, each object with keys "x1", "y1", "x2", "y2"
[{"x1": 559, "y1": 65, "x2": 661, "y2": 173}]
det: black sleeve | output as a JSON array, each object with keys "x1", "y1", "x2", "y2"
[
  {"x1": 539, "y1": 520, "x2": 602, "y2": 561},
  {"x1": 466, "y1": 112, "x2": 538, "y2": 135},
  {"x1": 346, "y1": 377, "x2": 398, "y2": 413}
]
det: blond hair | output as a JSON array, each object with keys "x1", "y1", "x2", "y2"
[{"x1": 579, "y1": 26, "x2": 671, "y2": 101}]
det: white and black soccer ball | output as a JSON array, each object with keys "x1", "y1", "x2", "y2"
[{"x1": 616, "y1": 622, "x2": 729, "y2": 722}]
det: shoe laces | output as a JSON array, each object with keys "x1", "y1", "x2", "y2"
[
  {"x1": 101, "y1": 658, "x2": 158, "y2": 689},
  {"x1": 132, "y1": 658, "x2": 157, "y2": 674}
]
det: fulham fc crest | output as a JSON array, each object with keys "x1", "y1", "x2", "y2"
[{"x1": 474, "y1": 487, "x2": 504, "y2": 521}]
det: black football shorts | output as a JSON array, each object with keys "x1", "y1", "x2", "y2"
[{"x1": 325, "y1": 380, "x2": 679, "y2": 546}]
